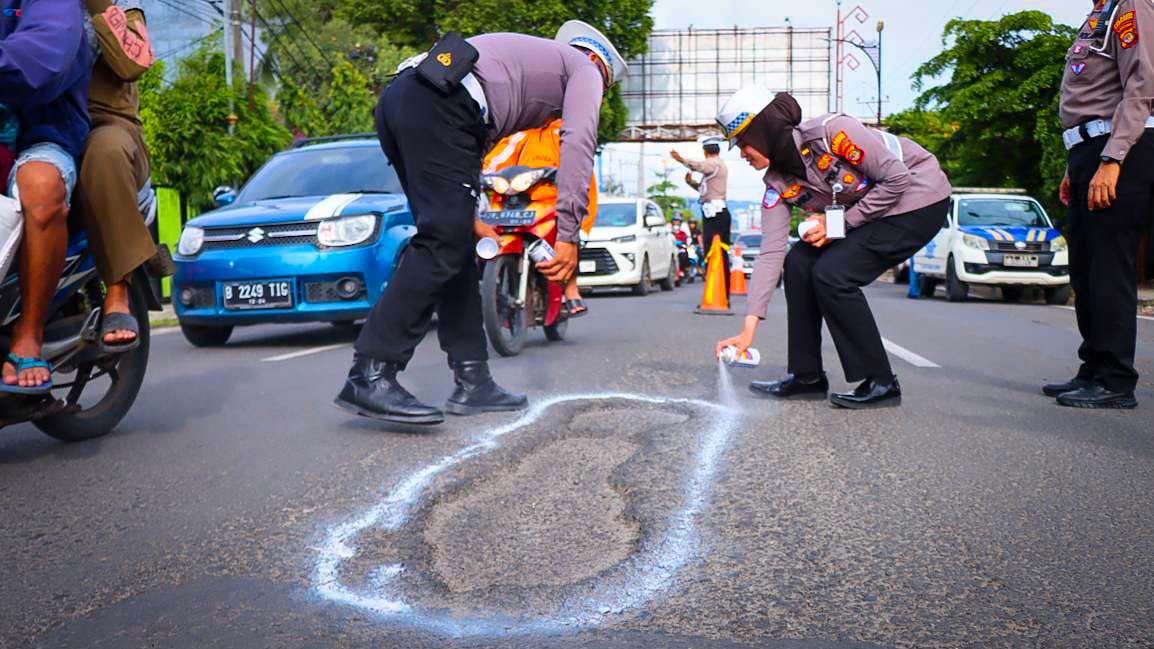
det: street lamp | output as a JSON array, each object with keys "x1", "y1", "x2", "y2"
[{"x1": 830, "y1": 20, "x2": 885, "y2": 126}]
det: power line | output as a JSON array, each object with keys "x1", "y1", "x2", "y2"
[
  {"x1": 265, "y1": 0, "x2": 329, "y2": 62},
  {"x1": 156, "y1": 26, "x2": 222, "y2": 61},
  {"x1": 248, "y1": 5, "x2": 327, "y2": 81},
  {"x1": 152, "y1": 0, "x2": 217, "y2": 25}
]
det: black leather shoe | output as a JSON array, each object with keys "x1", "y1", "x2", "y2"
[
  {"x1": 334, "y1": 355, "x2": 444, "y2": 425},
  {"x1": 830, "y1": 378, "x2": 902, "y2": 410},
  {"x1": 1056, "y1": 383, "x2": 1138, "y2": 410},
  {"x1": 445, "y1": 360, "x2": 529, "y2": 415},
  {"x1": 1043, "y1": 377, "x2": 1093, "y2": 398},
  {"x1": 749, "y1": 374, "x2": 829, "y2": 400}
]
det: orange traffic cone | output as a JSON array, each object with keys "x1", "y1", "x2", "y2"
[
  {"x1": 730, "y1": 263, "x2": 748, "y2": 296},
  {"x1": 695, "y1": 235, "x2": 733, "y2": 316}
]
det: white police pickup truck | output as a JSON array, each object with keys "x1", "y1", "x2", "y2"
[{"x1": 912, "y1": 189, "x2": 1071, "y2": 304}]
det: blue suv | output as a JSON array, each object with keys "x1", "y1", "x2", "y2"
[{"x1": 172, "y1": 136, "x2": 415, "y2": 346}]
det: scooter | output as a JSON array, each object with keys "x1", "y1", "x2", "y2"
[
  {"x1": 0, "y1": 189, "x2": 164, "y2": 441},
  {"x1": 478, "y1": 165, "x2": 568, "y2": 357},
  {"x1": 675, "y1": 239, "x2": 697, "y2": 285}
]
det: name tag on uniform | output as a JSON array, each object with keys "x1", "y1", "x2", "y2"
[{"x1": 824, "y1": 205, "x2": 846, "y2": 239}]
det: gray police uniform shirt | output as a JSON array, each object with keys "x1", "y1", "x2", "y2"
[
  {"x1": 1060, "y1": 0, "x2": 1154, "y2": 162},
  {"x1": 469, "y1": 33, "x2": 603, "y2": 243},
  {"x1": 679, "y1": 157, "x2": 728, "y2": 202},
  {"x1": 744, "y1": 113, "x2": 952, "y2": 319}
]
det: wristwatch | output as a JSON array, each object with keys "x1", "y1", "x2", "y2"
[{"x1": 1101, "y1": 156, "x2": 1121, "y2": 165}]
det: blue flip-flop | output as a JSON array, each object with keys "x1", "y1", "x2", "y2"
[{"x1": 0, "y1": 353, "x2": 54, "y2": 395}]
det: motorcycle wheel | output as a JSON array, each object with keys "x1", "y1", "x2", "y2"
[
  {"x1": 34, "y1": 278, "x2": 151, "y2": 442},
  {"x1": 481, "y1": 255, "x2": 526, "y2": 357}
]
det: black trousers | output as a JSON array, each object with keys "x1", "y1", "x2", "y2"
[
  {"x1": 355, "y1": 70, "x2": 489, "y2": 367},
  {"x1": 784, "y1": 199, "x2": 947, "y2": 383},
  {"x1": 702, "y1": 207, "x2": 732, "y2": 295},
  {"x1": 1066, "y1": 131, "x2": 1154, "y2": 393}
]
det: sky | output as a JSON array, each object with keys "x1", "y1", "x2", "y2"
[{"x1": 601, "y1": 0, "x2": 1091, "y2": 210}]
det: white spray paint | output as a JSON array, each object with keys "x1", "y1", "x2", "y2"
[{"x1": 312, "y1": 391, "x2": 741, "y2": 636}]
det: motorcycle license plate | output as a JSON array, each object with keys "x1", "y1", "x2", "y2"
[
  {"x1": 1003, "y1": 254, "x2": 1039, "y2": 268},
  {"x1": 579, "y1": 260, "x2": 597, "y2": 273},
  {"x1": 481, "y1": 210, "x2": 536, "y2": 227},
  {"x1": 222, "y1": 280, "x2": 294, "y2": 310}
]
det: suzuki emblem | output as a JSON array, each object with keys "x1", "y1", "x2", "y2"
[{"x1": 246, "y1": 227, "x2": 266, "y2": 243}]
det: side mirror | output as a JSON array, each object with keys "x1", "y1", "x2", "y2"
[
  {"x1": 213, "y1": 185, "x2": 237, "y2": 208},
  {"x1": 645, "y1": 215, "x2": 665, "y2": 228}
]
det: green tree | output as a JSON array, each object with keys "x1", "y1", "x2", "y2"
[
  {"x1": 647, "y1": 167, "x2": 686, "y2": 219},
  {"x1": 911, "y1": 10, "x2": 1076, "y2": 218},
  {"x1": 884, "y1": 109, "x2": 959, "y2": 175},
  {"x1": 140, "y1": 44, "x2": 291, "y2": 212}
]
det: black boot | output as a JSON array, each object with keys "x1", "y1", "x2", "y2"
[
  {"x1": 445, "y1": 360, "x2": 529, "y2": 415},
  {"x1": 749, "y1": 373, "x2": 829, "y2": 399},
  {"x1": 334, "y1": 355, "x2": 444, "y2": 425},
  {"x1": 1056, "y1": 383, "x2": 1138, "y2": 410},
  {"x1": 830, "y1": 377, "x2": 902, "y2": 410}
]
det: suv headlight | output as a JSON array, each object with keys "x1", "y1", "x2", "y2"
[
  {"x1": 318, "y1": 214, "x2": 378, "y2": 247},
  {"x1": 612, "y1": 234, "x2": 637, "y2": 244},
  {"x1": 177, "y1": 226, "x2": 205, "y2": 256},
  {"x1": 1050, "y1": 235, "x2": 1068, "y2": 252},
  {"x1": 962, "y1": 234, "x2": 989, "y2": 250}
]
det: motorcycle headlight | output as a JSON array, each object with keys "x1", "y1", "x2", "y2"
[
  {"x1": 962, "y1": 234, "x2": 989, "y2": 250},
  {"x1": 177, "y1": 226, "x2": 205, "y2": 256},
  {"x1": 318, "y1": 214, "x2": 378, "y2": 247},
  {"x1": 612, "y1": 234, "x2": 637, "y2": 244},
  {"x1": 510, "y1": 169, "x2": 549, "y2": 193},
  {"x1": 1050, "y1": 236, "x2": 1068, "y2": 252},
  {"x1": 484, "y1": 175, "x2": 510, "y2": 196}
]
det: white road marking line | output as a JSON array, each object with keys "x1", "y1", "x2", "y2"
[
  {"x1": 1053, "y1": 305, "x2": 1154, "y2": 322},
  {"x1": 261, "y1": 343, "x2": 348, "y2": 362},
  {"x1": 882, "y1": 338, "x2": 941, "y2": 368}
]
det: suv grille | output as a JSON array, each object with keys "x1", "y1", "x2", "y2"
[
  {"x1": 201, "y1": 222, "x2": 320, "y2": 251},
  {"x1": 990, "y1": 240, "x2": 1047, "y2": 253},
  {"x1": 580, "y1": 247, "x2": 619, "y2": 276}
]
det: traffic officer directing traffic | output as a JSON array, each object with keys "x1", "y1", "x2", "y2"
[
  {"x1": 715, "y1": 89, "x2": 952, "y2": 409},
  {"x1": 1049, "y1": 0, "x2": 1154, "y2": 409},
  {"x1": 336, "y1": 22, "x2": 627, "y2": 425},
  {"x1": 672, "y1": 136, "x2": 731, "y2": 295}
]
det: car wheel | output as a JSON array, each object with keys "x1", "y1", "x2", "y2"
[
  {"x1": 918, "y1": 275, "x2": 937, "y2": 299},
  {"x1": 659, "y1": 254, "x2": 676, "y2": 291},
  {"x1": 1045, "y1": 285, "x2": 1073, "y2": 305},
  {"x1": 180, "y1": 323, "x2": 234, "y2": 347},
  {"x1": 946, "y1": 257, "x2": 969, "y2": 303},
  {"x1": 632, "y1": 257, "x2": 651, "y2": 296}
]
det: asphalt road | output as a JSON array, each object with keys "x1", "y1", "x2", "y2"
[{"x1": 1, "y1": 280, "x2": 1152, "y2": 649}]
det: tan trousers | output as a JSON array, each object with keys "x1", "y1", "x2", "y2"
[{"x1": 77, "y1": 117, "x2": 157, "y2": 284}]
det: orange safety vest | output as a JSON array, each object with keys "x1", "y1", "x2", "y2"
[{"x1": 483, "y1": 119, "x2": 599, "y2": 234}]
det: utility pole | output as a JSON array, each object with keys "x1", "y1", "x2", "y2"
[
  {"x1": 876, "y1": 21, "x2": 884, "y2": 126},
  {"x1": 222, "y1": 0, "x2": 241, "y2": 133},
  {"x1": 835, "y1": 1, "x2": 842, "y2": 113}
]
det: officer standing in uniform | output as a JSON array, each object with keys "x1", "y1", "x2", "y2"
[
  {"x1": 672, "y1": 136, "x2": 731, "y2": 295},
  {"x1": 335, "y1": 22, "x2": 628, "y2": 425},
  {"x1": 714, "y1": 88, "x2": 952, "y2": 409},
  {"x1": 1048, "y1": 0, "x2": 1154, "y2": 409}
]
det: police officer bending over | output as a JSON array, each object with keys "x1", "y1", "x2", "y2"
[
  {"x1": 1049, "y1": 0, "x2": 1154, "y2": 409},
  {"x1": 715, "y1": 89, "x2": 952, "y2": 409},
  {"x1": 336, "y1": 22, "x2": 627, "y2": 425}
]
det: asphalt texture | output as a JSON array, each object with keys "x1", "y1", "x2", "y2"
[{"x1": 1, "y1": 280, "x2": 1152, "y2": 649}]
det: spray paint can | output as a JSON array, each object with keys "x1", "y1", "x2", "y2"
[
  {"x1": 721, "y1": 346, "x2": 761, "y2": 368},
  {"x1": 475, "y1": 237, "x2": 500, "y2": 260},
  {"x1": 527, "y1": 239, "x2": 556, "y2": 264}
]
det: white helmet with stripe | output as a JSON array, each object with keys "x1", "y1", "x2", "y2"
[
  {"x1": 716, "y1": 86, "x2": 775, "y2": 147},
  {"x1": 556, "y1": 20, "x2": 629, "y2": 87}
]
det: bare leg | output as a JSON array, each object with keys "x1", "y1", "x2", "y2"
[
  {"x1": 3, "y1": 162, "x2": 69, "y2": 388},
  {"x1": 563, "y1": 276, "x2": 586, "y2": 315}
]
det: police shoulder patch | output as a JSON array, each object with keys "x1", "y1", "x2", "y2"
[
  {"x1": 782, "y1": 183, "x2": 803, "y2": 199},
  {"x1": 1114, "y1": 10, "x2": 1139, "y2": 49},
  {"x1": 762, "y1": 187, "x2": 782, "y2": 209},
  {"x1": 817, "y1": 154, "x2": 835, "y2": 171}
]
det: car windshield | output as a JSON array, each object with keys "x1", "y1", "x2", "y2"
[
  {"x1": 958, "y1": 199, "x2": 1050, "y2": 228},
  {"x1": 594, "y1": 203, "x2": 637, "y2": 228},
  {"x1": 237, "y1": 146, "x2": 403, "y2": 203},
  {"x1": 737, "y1": 234, "x2": 762, "y2": 249}
]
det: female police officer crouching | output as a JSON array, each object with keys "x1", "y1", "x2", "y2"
[{"x1": 715, "y1": 89, "x2": 952, "y2": 409}]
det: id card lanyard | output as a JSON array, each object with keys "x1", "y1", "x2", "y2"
[{"x1": 825, "y1": 182, "x2": 847, "y2": 239}]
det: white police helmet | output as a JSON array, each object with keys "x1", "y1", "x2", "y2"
[
  {"x1": 716, "y1": 86, "x2": 775, "y2": 148},
  {"x1": 698, "y1": 135, "x2": 726, "y2": 149},
  {"x1": 556, "y1": 20, "x2": 629, "y2": 86}
]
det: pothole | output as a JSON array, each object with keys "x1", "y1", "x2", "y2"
[{"x1": 426, "y1": 437, "x2": 641, "y2": 592}]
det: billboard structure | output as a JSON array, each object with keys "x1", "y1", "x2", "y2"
[{"x1": 619, "y1": 27, "x2": 832, "y2": 142}]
